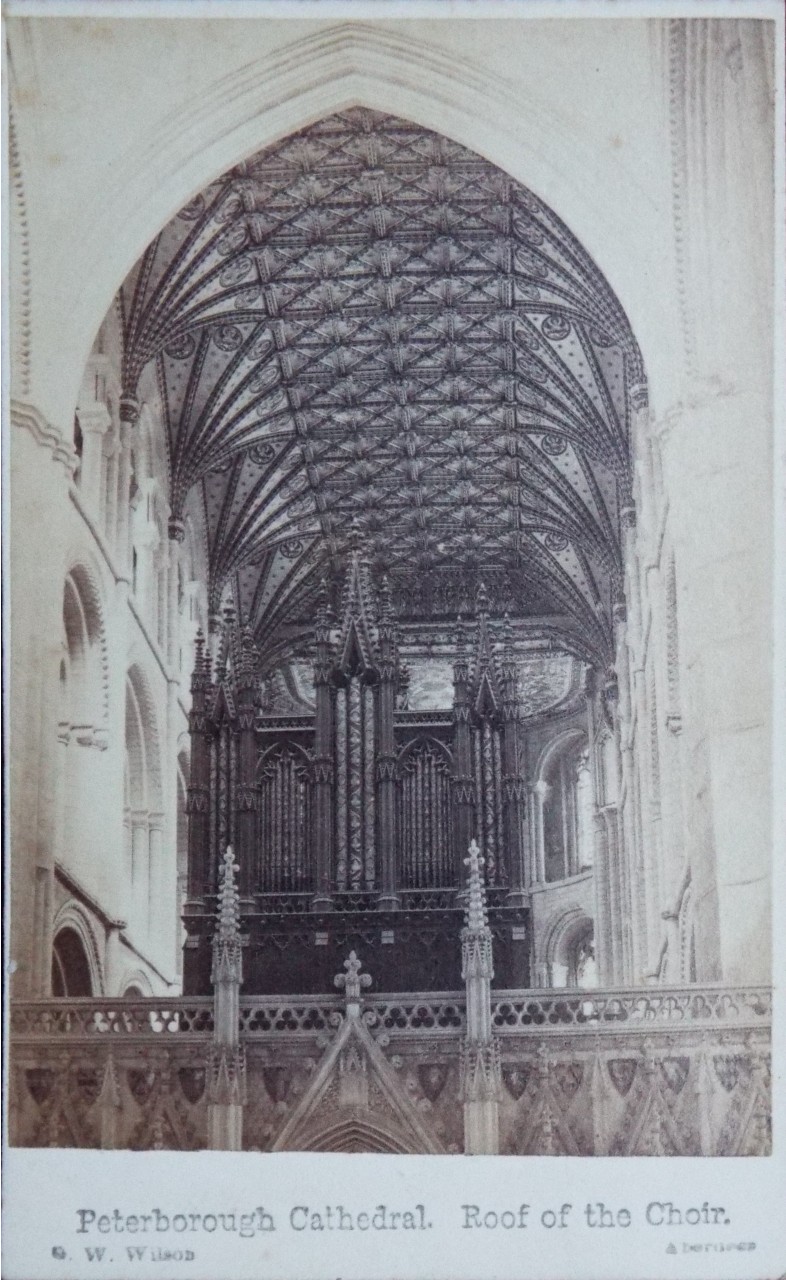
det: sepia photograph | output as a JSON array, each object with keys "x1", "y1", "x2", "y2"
[{"x1": 3, "y1": 1, "x2": 784, "y2": 1274}]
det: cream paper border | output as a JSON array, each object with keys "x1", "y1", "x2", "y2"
[{"x1": 3, "y1": 2, "x2": 785, "y2": 1278}]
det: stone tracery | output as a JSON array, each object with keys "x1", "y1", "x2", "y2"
[{"x1": 120, "y1": 108, "x2": 640, "y2": 671}]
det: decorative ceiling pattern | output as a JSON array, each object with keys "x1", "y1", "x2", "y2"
[{"x1": 117, "y1": 108, "x2": 643, "y2": 667}]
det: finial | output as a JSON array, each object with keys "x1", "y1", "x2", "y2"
[
  {"x1": 454, "y1": 614, "x2": 467, "y2": 658},
  {"x1": 463, "y1": 839, "x2": 489, "y2": 933},
  {"x1": 501, "y1": 612, "x2": 514, "y2": 661},
  {"x1": 192, "y1": 628, "x2": 212, "y2": 684},
  {"x1": 334, "y1": 950, "x2": 372, "y2": 1004},
  {"x1": 397, "y1": 663, "x2": 410, "y2": 708},
  {"x1": 347, "y1": 517, "x2": 363, "y2": 555},
  {"x1": 475, "y1": 580, "x2": 489, "y2": 618},
  {"x1": 316, "y1": 576, "x2": 329, "y2": 628},
  {"x1": 378, "y1": 573, "x2": 393, "y2": 624}
]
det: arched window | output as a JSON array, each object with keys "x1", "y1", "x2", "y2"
[
  {"x1": 61, "y1": 565, "x2": 108, "y2": 747},
  {"x1": 543, "y1": 909, "x2": 597, "y2": 990},
  {"x1": 51, "y1": 927, "x2": 93, "y2": 997},
  {"x1": 540, "y1": 735, "x2": 592, "y2": 883},
  {"x1": 571, "y1": 924, "x2": 598, "y2": 989}
]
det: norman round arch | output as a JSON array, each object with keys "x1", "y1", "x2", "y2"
[
  {"x1": 539, "y1": 903, "x2": 596, "y2": 990},
  {"x1": 61, "y1": 558, "x2": 110, "y2": 743},
  {"x1": 51, "y1": 900, "x2": 104, "y2": 996},
  {"x1": 125, "y1": 662, "x2": 163, "y2": 812}
]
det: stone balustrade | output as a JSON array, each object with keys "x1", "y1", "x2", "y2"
[{"x1": 8, "y1": 983, "x2": 771, "y2": 1155}]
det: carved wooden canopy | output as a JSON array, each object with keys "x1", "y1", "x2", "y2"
[{"x1": 117, "y1": 108, "x2": 643, "y2": 668}]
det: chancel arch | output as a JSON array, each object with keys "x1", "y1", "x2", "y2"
[{"x1": 95, "y1": 103, "x2": 645, "y2": 1001}]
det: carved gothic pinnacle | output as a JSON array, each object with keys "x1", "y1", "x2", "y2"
[
  {"x1": 501, "y1": 612, "x2": 514, "y2": 662},
  {"x1": 378, "y1": 573, "x2": 393, "y2": 624},
  {"x1": 475, "y1": 580, "x2": 490, "y2": 618},
  {"x1": 463, "y1": 840, "x2": 489, "y2": 934},
  {"x1": 216, "y1": 847, "x2": 241, "y2": 943},
  {"x1": 454, "y1": 614, "x2": 467, "y2": 661},
  {"x1": 239, "y1": 623, "x2": 257, "y2": 675},
  {"x1": 316, "y1": 576, "x2": 329, "y2": 629}
]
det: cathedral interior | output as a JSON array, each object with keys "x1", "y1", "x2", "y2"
[{"x1": 7, "y1": 17, "x2": 774, "y2": 1156}]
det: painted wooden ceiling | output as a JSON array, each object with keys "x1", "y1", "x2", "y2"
[{"x1": 118, "y1": 108, "x2": 642, "y2": 668}]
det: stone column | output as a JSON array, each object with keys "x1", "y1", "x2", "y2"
[
  {"x1": 235, "y1": 627, "x2": 258, "y2": 899},
  {"x1": 592, "y1": 810, "x2": 614, "y2": 986},
  {"x1": 116, "y1": 396, "x2": 138, "y2": 568},
  {"x1": 461, "y1": 840, "x2": 500, "y2": 1155},
  {"x1": 499, "y1": 617, "x2": 528, "y2": 905},
  {"x1": 76, "y1": 403, "x2": 112, "y2": 518},
  {"x1": 376, "y1": 577, "x2": 399, "y2": 910},
  {"x1": 103, "y1": 425, "x2": 119, "y2": 546},
  {"x1": 186, "y1": 631, "x2": 213, "y2": 900},
  {"x1": 166, "y1": 525, "x2": 183, "y2": 671},
  {"x1": 147, "y1": 814, "x2": 164, "y2": 945},
  {"x1": 451, "y1": 624, "x2": 475, "y2": 885},
  {"x1": 129, "y1": 811, "x2": 149, "y2": 937},
  {"x1": 311, "y1": 586, "x2": 334, "y2": 910},
  {"x1": 208, "y1": 848, "x2": 245, "y2": 1151}
]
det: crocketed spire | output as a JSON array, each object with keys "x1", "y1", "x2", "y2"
[
  {"x1": 463, "y1": 839, "x2": 489, "y2": 934},
  {"x1": 216, "y1": 847, "x2": 241, "y2": 943}
]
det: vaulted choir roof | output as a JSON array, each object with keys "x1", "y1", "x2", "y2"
[{"x1": 117, "y1": 108, "x2": 643, "y2": 669}]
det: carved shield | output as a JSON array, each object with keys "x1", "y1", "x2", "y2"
[
  {"x1": 607, "y1": 1058, "x2": 637, "y2": 1096},
  {"x1": 659, "y1": 1057, "x2": 690, "y2": 1094},
  {"x1": 713, "y1": 1054, "x2": 747, "y2": 1093},
  {"x1": 417, "y1": 1063, "x2": 448, "y2": 1103},
  {"x1": 502, "y1": 1064, "x2": 530, "y2": 1100},
  {"x1": 178, "y1": 1068, "x2": 206, "y2": 1105},
  {"x1": 553, "y1": 1062, "x2": 583, "y2": 1100},
  {"x1": 26, "y1": 1068, "x2": 54, "y2": 1105},
  {"x1": 75, "y1": 1068, "x2": 101, "y2": 1105},
  {"x1": 262, "y1": 1066, "x2": 290, "y2": 1105},
  {"x1": 127, "y1": 1068, "x2": 157, "y2": 1105}
]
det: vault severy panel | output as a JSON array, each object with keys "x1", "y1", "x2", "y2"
[{"x1": 117, "y1": 107, "x2": 643, "y2": 668}]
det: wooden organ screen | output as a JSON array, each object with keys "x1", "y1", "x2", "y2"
[
  {"x1": 396, "y1": 739, "x2": 454, "y2": 888},
  {"x1": 257, "y1": 743, "x2": 311, "y2": 891}
]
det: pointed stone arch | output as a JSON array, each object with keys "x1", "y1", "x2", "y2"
[{"x1": 301, "y1": 1116, "x2": 415, "y2": 1155}]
